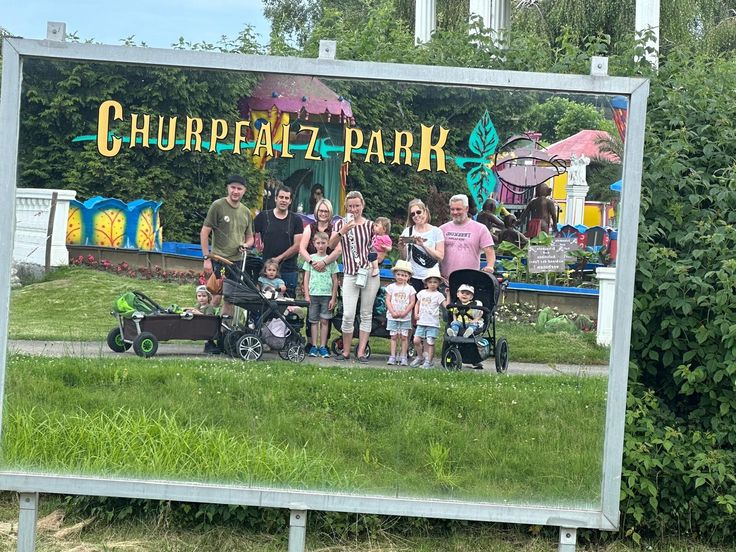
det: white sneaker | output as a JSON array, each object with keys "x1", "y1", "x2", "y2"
[
  {"x1": 422, "y1": 360, "x2": 433, "y2": 369},
  {"x1": 446, "y1": 328, "x2": 456, "y2": 337},
  {"x1": 386, "y1": 356, "x2": 396, "y2": 365},
  {"x1": 410, "y1": 357, "x2": 423, "y2": 367},
  {"x1": 399, "y1": 357, "x2": 409, "y2": 366},
  {"x1": 463, "y1": 327, "x2": 475, "y2": 338}
]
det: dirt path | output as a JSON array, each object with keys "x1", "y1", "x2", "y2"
[{"x1": 8, "y1": 340, "x2": 607, "y2": 377}]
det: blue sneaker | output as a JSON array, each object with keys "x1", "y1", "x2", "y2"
[
  {"x1": 318, "y1": 346, "x2": 330, "y2": 358},
  {"x1": 308, "y1": 346, "x2": 319, "y2": 357}
]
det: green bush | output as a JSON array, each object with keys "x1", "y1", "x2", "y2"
[{"x1": 622, "y1": 46, "x2": 736, "y2": 542}]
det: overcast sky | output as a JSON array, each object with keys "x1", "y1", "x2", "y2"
[{"x1": 2, "y1": 0, "x2": 271, "y2": 48}]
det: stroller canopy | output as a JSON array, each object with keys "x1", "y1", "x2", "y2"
[{"x1": 448, "y1": 269, "x2": 501, "y2": 313}]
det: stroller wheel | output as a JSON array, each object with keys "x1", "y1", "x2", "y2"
[
  {"x1": 331, "y1": 337, "x2": 344, "y2": 356},
  {"x1": 224, "y1": 330, "x2": 245, "y2": 357},
  {"x1": 355, "y1": 343, "x2": 371, "y2": 360},
  {"x1": 234, "y1": 334, "x2": 263, "y2": 361},
  {"x1": 107, "y1": 327, "x2": 130, "y2": 353},
  {"x1": 286, "y1": 342, "x2": 306, "y2": 363},
  {"x1": 441, "y1": 347, "x2": 462, "y2": 371},
  {"x1": 495, "y1": 337, "x2": 509, "y2": 374},
  {"x1": 133, "y1": 332, "x2": 158, "y2": 358}
]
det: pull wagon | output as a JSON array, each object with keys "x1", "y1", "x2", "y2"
[{"x1": 107, "y1": 291, "x2": 221, "y2": 358}]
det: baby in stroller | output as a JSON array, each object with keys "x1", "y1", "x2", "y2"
[
  {"x1": 446, "y1": 284, "x2": 484, "y2": 337},
  {"x1": 441, "y1": 269, "x2": 509, "y2": 373}
]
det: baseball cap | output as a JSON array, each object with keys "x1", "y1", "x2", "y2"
[{"x1": 458, "y1": 284, "x2": 474, "y2": 294}]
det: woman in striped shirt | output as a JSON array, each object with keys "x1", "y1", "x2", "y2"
[{"x1": 328, "y1": 191, "x2": 380, "y2": 363}]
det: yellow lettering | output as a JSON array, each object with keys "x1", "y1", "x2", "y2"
[
  {"x1": 97, "y1": 100, "x2": 123, "y2": 157},
  {"x1": 279, "y1": 123, "x2": 294, "y2": 159},
  {"x1": 391, "y1": 130, "x2": 414, "y2": 166},
  {"x1": 129, "y1": 113, "x2": 151, "y2": 149},
  {"x1": 417, "y1": 125, "x2": 449, "y2": 173},
  {"x1": 254, "y1": 122, "x2": 274, "y2": 158},
  {"x1": 300, "y1": 125, "x2": 321, "y2": 161},
  {"x1": 157, "y1": 116, "x2": 177, "y2": 152},
  {"x1": 184, "y1": 117, "x2": 203, "y2": 152},
  {"x1": 233, "y1": 121, "x2": 250, "y2": 155},
  {"x1": 209, "y1": 119, "x2": 229, "y2": 153},
  {"x1": 343, "y1": 127, "x2": 364, "y2": 164},
  {"x1": 364, "y1": 130, "x2": 386, "y2": 164}
]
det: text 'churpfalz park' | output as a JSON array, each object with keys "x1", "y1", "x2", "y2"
[{"x1": 94, "y1": 99, "x2": 451, "y2": 172}]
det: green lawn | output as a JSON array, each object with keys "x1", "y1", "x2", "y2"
[
  {"x1": 2, "y1": 354, "x2": 606, "y2": 507},
  {"x1": 9, "y1": 267, "x2": 609, "y2": 365}
]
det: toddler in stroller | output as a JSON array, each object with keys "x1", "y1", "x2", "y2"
[
  {"x1": 211, "y1": 254, "x2": 309, "y2": 362},
  {"x1": 441, "y1": 269, "x2": 509, "y2": 373}
]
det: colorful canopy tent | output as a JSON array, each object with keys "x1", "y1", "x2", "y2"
[
  {"x1": 544, "y1": 130, "x2": 620, "y2": 228},
  {"x1": 239, "y1": 75, "x2": 354, "y2": 214}
]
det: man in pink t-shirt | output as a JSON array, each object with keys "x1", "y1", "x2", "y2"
[{"x1": 440, "y1": 194, "x2": 496, "y2": 282}]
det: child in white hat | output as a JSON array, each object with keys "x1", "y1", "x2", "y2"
[
  {"x1": 386, "y1": 259, "x2": 416, "y2": 366},
  {"x1": 192, "y1": 285, "x2": 216, "y2": 315},
  {"x1": 447, "y1": 284, "x2": 483, "y2": 337},
  {"x1": 411, "y1": 265, "x2": 446, "y2": 368}
]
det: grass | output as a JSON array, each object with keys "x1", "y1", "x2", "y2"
[
  {"x1": 9, "y1": 267, "x2": 610, "y2": 365},
  {"x1": 0, "y1": 492, "x2": 733, "y2": 551},
  {"x1": 2, "y1": 354, "x2": 606, "y2": 506}
]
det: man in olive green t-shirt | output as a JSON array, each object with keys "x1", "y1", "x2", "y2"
[{"x1": 200, "y1": 175, "x2": 254, "y2": 343}]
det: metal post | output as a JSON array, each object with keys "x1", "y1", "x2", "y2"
[
  {"x1": 559, "y1": 527, "x2": 577, "y2": 552},
  {"x1": 17, "y1": 492, "x2": 39, "y2": 552},
  {"x1": 288, "y1": 509, "x2": 307, "y2": 552}
]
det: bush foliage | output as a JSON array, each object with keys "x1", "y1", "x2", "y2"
[{"x1": 622, "y1": 46, "x2": 736, "y2": 543}]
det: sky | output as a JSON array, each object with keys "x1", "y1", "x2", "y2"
[{"x1": 2, "y1": 0, "x2": 271, "y2": 49}]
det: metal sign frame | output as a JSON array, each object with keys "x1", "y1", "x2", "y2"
[{"x1": 0, "y1": 35, "x2": 649, "y2": 548}]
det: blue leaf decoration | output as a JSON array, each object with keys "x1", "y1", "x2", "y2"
[{"x1": 468, "y1": 111, "x2": 499, "y2": 159}]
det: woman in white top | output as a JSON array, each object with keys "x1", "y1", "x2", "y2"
[
  {"x1": 399, "y1": 198, "x2": 445, "y2": 294},
  {"x1": 299, "y1": 198, "x2": 342, "y2": 269}
]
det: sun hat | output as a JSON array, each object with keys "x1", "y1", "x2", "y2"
[
  {"x1": 391, "y1": 259, "x2": 413, "y2": 276},
  {"x1": 422, "y1": 265, "x2": 442, "y2": 282},
  {"x1": 458, "y1": 284, "x2": 475, "y2": 294},
  {"x1": 196, "y1": 285, "x2": 212, "y2": 299}
]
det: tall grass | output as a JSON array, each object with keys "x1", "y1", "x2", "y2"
[{"x1": 2, "y1": 355, "x2": 606, "y2": 506}]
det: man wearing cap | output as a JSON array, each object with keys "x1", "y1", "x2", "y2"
[
  {"x1": 440, "y1": 194, "x2": 496, "y2": 286},
  {"x1": 200, "y1": 175, "x2": 254, "y2": 348}
]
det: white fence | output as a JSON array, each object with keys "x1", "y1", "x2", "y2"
[{"x1": 13, "y1": 188, "x2": 77, "y2": 267}]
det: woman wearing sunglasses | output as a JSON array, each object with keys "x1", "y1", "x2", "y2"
[{"x1": 399, "y1": 199, "x2": 445, "y2": 294}]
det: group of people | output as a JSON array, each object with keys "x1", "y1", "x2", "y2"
[{"x1": 198, "y1": 174, "x2": 499, "y2": 363}]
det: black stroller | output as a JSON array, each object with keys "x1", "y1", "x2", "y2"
[
  {"x1": 330, "y1": 286, "x2": 416, "y2": 359},
  {"x1": 211, "y1": 254, "x2": 309, "y2": 362},
  {"x1": 440, "y1": 269, "x2": 509, "y2": 373}
]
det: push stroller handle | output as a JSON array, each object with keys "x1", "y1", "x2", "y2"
[
  {"x1": 446, "y1": 302, "x2": 492, "y2": 316},
  {"x1": 208, "y1": 253, "x2": 249, "y2": 275}
]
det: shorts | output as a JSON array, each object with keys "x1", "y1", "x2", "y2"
[
  {"x1": 414, "y1": 325, "x2": 440, "y2": 344},
  {"x1": 308, "y1": 296, "x2": 333, "y2": 323},
  {"x1": 387, "y1": 319, "x2": 412, "y2": 336}
]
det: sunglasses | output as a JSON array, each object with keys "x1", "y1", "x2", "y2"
[{"x1": 411, "y1": 210, "x2": 423, "y2": 216}]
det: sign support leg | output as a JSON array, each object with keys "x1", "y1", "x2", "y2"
[
  {"x1": 558, "y1": 527, "x2": 577, "y2": 552},
  {"x1": 288, "y1": 509, "x2": 307, "y2": 552},
  {"x1": 17, "y1": 492, "x2": 39, "y2": 552}
]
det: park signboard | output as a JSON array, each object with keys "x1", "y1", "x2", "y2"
[{"x1": 0, "y1": 34, "x2": 648, "y2": 548}]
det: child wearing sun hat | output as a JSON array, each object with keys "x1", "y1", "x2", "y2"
[
  {"x1": 385, "y1": 259, "x2": 416, "y2": 366},
  {"x1": 411, "y1": 265, "x2": 446, "y2": 369}
]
